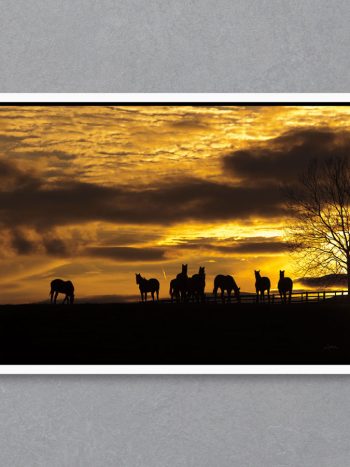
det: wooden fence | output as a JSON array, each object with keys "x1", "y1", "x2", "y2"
[
  {"x1": 237, "y1": 289, "x2": 348, "y2": 304},
  {"x1": 163, "y1": 289, "x2": 349, "y2": 304}
]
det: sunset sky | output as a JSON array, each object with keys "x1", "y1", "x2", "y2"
[{"x1": 1, "y1": 104, "x2": 350, "y2": 303}]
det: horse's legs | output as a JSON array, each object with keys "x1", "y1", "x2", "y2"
[
  {"x1": 144, "y1": 292, "x2": 147, "y2": 302},
  {"x1": 54, "y1": 291, "x2": 58, "y2": 304},
  {"x1": 256, "y1": 289, "x2": 259, "y2": 303},
  {"x1": 227, "y1": 289, "x2": 231, "y2": 303},
  {"x1": 156, "y1": 289, "x2": 159, "y2": 301},
  {"x1": 267, "y1": 289, "x2": 270, "y2": 303},
  {"x1": 213, "y1": 287, "x2": 217, "y2": 302},
  {"x1": 151, "y1": 291, "x2": 155, "y2": 301}
]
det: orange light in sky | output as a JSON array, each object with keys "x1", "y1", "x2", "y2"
[{"x1": 0, "y1": 105, "x2": 349, "y2": 303}]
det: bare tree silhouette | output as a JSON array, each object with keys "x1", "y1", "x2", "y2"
[{"x1": 286, "y1": 156, "x2": 350, "y2": 295}]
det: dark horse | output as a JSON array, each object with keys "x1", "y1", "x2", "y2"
[
  {"x1": 255, "y1": 270, "x2": 270, "y2": 303},
  {"x1": 50, "y1": 279, "x2": 75, "y2": 304},
  {"x1": 187, "y1": 266, "x2": 206, "y2": 303},
  {"x1": 136, "y1": 274, "x2": 159, "y2": 302},
  {"x1": 213, "y1": 275, "x2": 240, "y2": 303},
  {"x1": 169, "y1": 278, "x2": 180, "y2": 303},
  {"x1": 278, "y1": 270, "x2": 293, "y2": 303},
  {"x1": 170, "y1": 264, "x2": 188, "y2": 302}
]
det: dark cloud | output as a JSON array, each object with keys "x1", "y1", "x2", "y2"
[
  {"x1": 0, "y1": 159, "x2": 286, "y2": 228},
  {"x1": 16, "y1": 150, "x2": 76, "y2": 161},
  {"x1": 225, "y1": 239, "x2": 288, "y2": 254},
  {"x1": 42, "y1": 237, "x2": 69, "y2": 256},
  {"x1": 298, "y1": 274, "x2": 347, "y2": 288},
  {"x1": 223, "y1": 128, "x2": 350, "y2": 184},
  {"x1": 170, "y1": 116, "x2": 208, "y2": 130},
  {"x1": 0, "y1": 134, "x2": 26, "y2": 145},
  {"x1": 87, "y1": 246, "x2": 166, "y2": 262},
  {"x1": 171, "y1": 236, "x2": 288, "y2": 254},
  {"x1": 10, "y1": 230, "x2": 36, "y2": 255},
  {"x1": 7, "y1": 227, "x2": 71, "y2": 257},
  {"x1": 0, "y1": 159, "x2": 40, "y2": 190},
  {"x1": 98, "y1": 230, "x2": 161, "y2": 246}
]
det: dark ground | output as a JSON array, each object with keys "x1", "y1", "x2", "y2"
[{"x1": 0, "y1": 299, "x2": 349, "y2": 364}]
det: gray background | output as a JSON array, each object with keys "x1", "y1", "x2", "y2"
[{"x1": 1, "y1": 0, "x2": 350, "y2": 465}]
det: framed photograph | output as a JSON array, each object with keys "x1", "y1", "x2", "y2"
[{"x1": 1, "y1": 93, "x2": 350, "y2": 374}]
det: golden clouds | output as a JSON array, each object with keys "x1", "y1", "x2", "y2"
[{"x1": 0, "y1": 105, "x2": 349, "y2": 302}]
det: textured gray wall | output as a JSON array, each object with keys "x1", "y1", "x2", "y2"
[
  {"x1": 1, "y1": 0, "x2": 350, "y2": 92},
  {"x1": 1, "y1": 0, "x2": 350, "y2": 466}
]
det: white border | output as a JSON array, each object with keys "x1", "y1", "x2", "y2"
[
  {"x1": 2, "y1": 93, "x2": 349, "y2": 374},
  {"x1": 0, "y1": 365, "x2": 349, "y2": 374}
]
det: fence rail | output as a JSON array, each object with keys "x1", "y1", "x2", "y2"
[
  {"x1": 162, "y1": 289, "x2": 349, "y2": 304},
  {"x1": 238, "y1": 289, "x2": 348, "y2": 304}
]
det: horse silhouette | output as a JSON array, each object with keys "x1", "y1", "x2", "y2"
[
  {"x1": 170, "y1": 264, "x2": 188, "y2": 302},
  {"x1": 278, "y1": 270, "x2": 293, "y2": 303},
  {"x1": 254, "y1": 270, "x2": 270, "y2": 303},
  {"x1": 169, "y1": 278, "x2": 181, "y2": 303},
  {"x1": 136, "y1": 273, "x2": 159, "y2": 302},
  {"x1": 213, "y1": 275, "x2": 240, "y2": 303},
  {"x1": 50, "y1": 279, "x2": 75, "y2": 305},
  {"x1": 187, "y1": 266, "x2": 206, "y2": 303}
]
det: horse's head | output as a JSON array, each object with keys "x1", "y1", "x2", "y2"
[
  {"x1": 182, "y1": 264, "x2": 188, "y2": 274},
  {"x1": 199, "y1": 266, "x2": 205, "y2": 275},
  {"x1": 254, "y1": 270, "x2": 261, "y2": 279},
  {"x1": 135, "y1": 273, "x2": 141, "y2": 284},
  {"x1": 279, "y1": 270, "x2": 285, "y2": 278}
]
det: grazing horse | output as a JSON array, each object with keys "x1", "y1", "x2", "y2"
[
  {"x1": 50, "y1": 279, "x2": 75, "y2": 304},
  {"x1": 187, "y1": 266, "x2": 206, "y2": 303},
  {"x1": 278, "y1": 270, "x2": 293, "y2": 303},
  {"x1": 255, "y1": 270, "x2": 270, "y2": 303},
  {"x1": 213, "y1": 275, "x2": 240, "y2": 303},
  {"x1": 176, "y1": 264, "x2": 188, "y2": 302},
  {"x1": 136, "y1": 274, "x2": 159, "y2": 302}
]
